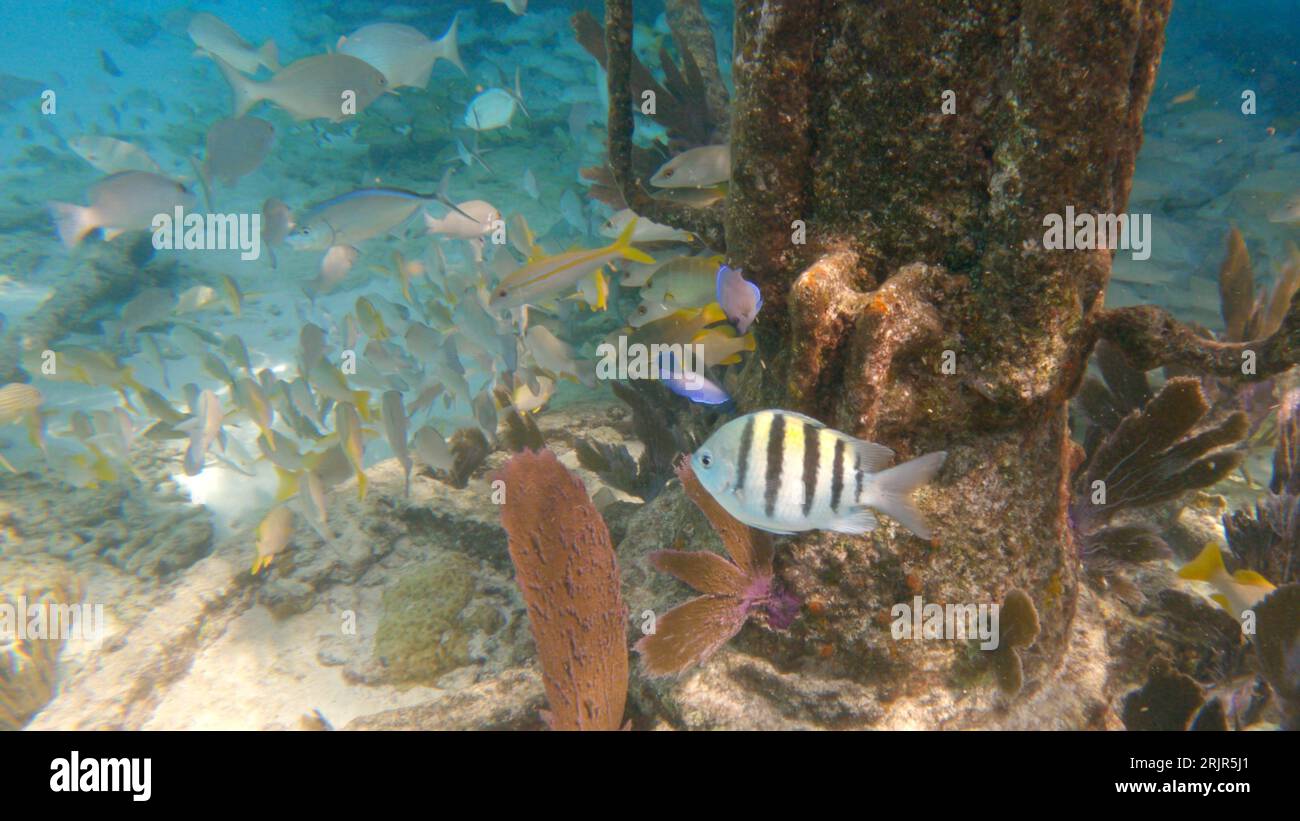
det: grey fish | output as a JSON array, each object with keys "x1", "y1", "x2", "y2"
[
  {"x1": 412, "y1": 424, "x2": 454, "y2": 472},
  {"x1": 202, "y1": 116, "x2": 275, "y2": 189},
  {"x1": 213, "y1": 53, "x2": 388, "y2": 123},
  {"x1": 380, "y1": 390, "x2": 411, "y2": 497},
  {"x1": 47, "y1": 171, "x2": 196, "y2": 248},
  {"x1": 0, "y1": 73, "x2": 44, "y2": 106}
]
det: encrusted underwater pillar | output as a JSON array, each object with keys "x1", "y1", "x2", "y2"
[{"x1": 716, "y1": 0, "x2": 1172, "y2": 723}]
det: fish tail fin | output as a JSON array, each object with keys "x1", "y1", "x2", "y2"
[
  {"x1": 861, "y1": 451, "x2": 946, "y2": 539},
  {"x1": 584, "y1": 269, "x2": 609, "y2": 311},
  {"x1": 190, "y1": 154, "x2": 215, "y2": 213},
  {"x1": 251, "y1": 554, "x2": 270, "y2": 575},
  {"x1": 259, "y1": 39, "x2": 280, "y2": 72},
  {"x1": 436, "y1": 15, "x2": 466, "y2": 77},
  {"x1": 614, "y1": 218, "x2": 655, "y2": 264},
  {"x1": 1178, "y1": 542, "x2": 1227, "y2": 583},
  {"x1": 1232, "y1": 569, "x2": 1274, "y2": 589},
  {"x1": 355, "y1": 468, "x2": 368, "y2": 501},
  {"x1": 212, "y1": 54, "x2": 260, "y2": 117},
  {"x1": 47, "y1": 201, "x2": 96, "y2": 248},
  {"x1": 353, "y1": 391, "x2": 373, "y2": 421}
]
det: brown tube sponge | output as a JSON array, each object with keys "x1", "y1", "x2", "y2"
[{"x1": 496, "y1": 449, "x2": 628, "y2": 730}]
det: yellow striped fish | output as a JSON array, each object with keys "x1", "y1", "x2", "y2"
[
  {"x1": 691, "y1": 410, "x2": 946, "y2": 537},
  {"x1": 487, "y1": 217, "x2": 653, "y2": 312}
]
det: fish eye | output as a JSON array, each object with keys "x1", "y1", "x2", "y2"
[
  {"x1": 663, "y1": 169, "x2": 675, "y2": 178},
  {"x1": 698, "y1": 451, "x2": 712, "y2": 469},
  {"x1": 497, "y1": 288, "x2": 508, "y2": 298},
  {"x1": 636, "y1": 305, "x2": 647, "y2": 315}
]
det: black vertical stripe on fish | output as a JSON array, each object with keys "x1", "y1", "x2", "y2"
[
  {"x1": 736, "y1": 413, "x2": 754, "y2": 492},
  {"x1": 854, "y1": 451, "x2": 864, "y2": 503},
  {"x1": 801, "y1": 420, "x2": 819, "y2": 516},
  {"x1": 764, "y1": 412, "x2": 785, "y2": 518},
  {"x1": 831, "y1": 437, "x2": 846, "y2": 513}
]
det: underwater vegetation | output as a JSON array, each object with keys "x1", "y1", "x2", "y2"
[
  {"x1": 634, "y1": 456, "x2": 799, "y2": 677},
  {"x1": 0, "y1": 0, "x2": 1295, "y2": 734}
]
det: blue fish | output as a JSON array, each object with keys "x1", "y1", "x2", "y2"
[
  {"x1": 716, "y1": 265, "x2": 762, "y2": 334},
  {"x1": 659, "y1": 351, "x2": 731, "y2": 406}
]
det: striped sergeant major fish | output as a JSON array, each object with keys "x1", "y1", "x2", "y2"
[{"x1": 690, "y1": 410, "x2": 946, "y2": 538}]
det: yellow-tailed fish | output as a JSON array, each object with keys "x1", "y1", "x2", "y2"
[
  {"x1": 693, "y1": 326, "x2": 757, "y2": 367},
  {"x1": 1178, "y1": 543, "x2": 1277, "y2": 621},
  {"x1": 234, "y1": 377, "x2": 275, "y2": 444},
  {"x1": 252, "y1": 505, "x2": 294, "y2": 574},
  {"x1": 335, "y1": 402, "x2": 368, "y2": 499},
  {"x1": 624, "y1": 303, "x2": 727, "y2": 349},
  {"x1": 488, "y1": 218, "x2": 653, "y2": 312},
  {"x1": 307, "y1": 359, "x2": 371, "y2": 420},
  {"x1": 355, "y1": 296, "x2": 390, "y2": 340}
]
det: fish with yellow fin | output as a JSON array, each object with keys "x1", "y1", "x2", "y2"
[
  {"x1": 252, "y1": 505, "x2": 294, "y2": 574},
  {"x1": 488, "y1": 218, "x2": 653, "y2": 312},
  {"x1": 1177, "y1": 543, "x2": 1276, "y2": 620}
]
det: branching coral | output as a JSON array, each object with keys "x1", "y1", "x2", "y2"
[
  {"x1": 1095, "y1": 234, "x2": 1300, "y2": 383},
  {"x1": 0, "y1": 577, "x2": 83, "y2": 730},
  {"x1": 634, "y1": 457, "x2": 799, "y2": 677},
  {"x1": 496, "y1": 449, "x2": 628, "y2": 730}
]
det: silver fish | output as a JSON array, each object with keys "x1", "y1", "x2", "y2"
[{"x1": 691, "y1": 410, "x2": 946, "y2": 538}]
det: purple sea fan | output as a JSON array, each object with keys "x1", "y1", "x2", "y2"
[{"x1": 634, "y1": 457, "x2": 801, "y2": 677}]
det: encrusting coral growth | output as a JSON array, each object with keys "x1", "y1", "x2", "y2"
[
  {"x1": 496, "y1": 449, "x2": 628, "y2": 730},
  {"x1": 634, "y1": 457, "x2": 799, "y2": 677}
]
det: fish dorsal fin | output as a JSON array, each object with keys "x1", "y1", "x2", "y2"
[{"x1": 851, "y1": 439, "x2": 894, "y2": 474}]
